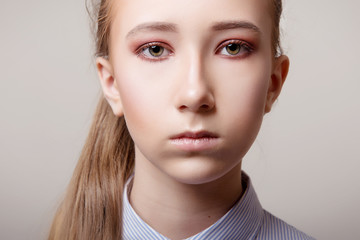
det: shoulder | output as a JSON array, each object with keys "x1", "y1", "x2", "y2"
[{"x1": 255, "y1": 210, "x2": 316, "y2": 240}]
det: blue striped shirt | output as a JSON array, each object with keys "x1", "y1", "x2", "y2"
[{"x1": 122, "y1": 173, "x2": 315, "y2": 240}]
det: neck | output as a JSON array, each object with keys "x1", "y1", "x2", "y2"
[{"x1": 129, "y1": 159, "x2": 243, "y2": 240}]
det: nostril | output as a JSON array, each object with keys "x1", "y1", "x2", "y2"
[
  {"x1": 179, "y1": 105, "x2": 187, "y2": 111},
  {"x1": 178, "y1": 104, "x2": 211, "y2": 112},
  {"x1": 178, "y1": 101, "x2": 215, "y2": 112},
  {"x1": 200, "y1": 104, "x2": 209, "y2": 110}
]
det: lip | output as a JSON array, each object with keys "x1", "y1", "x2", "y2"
[{"x1": 169, "y1": 131, "x2": 220, "y2": 152}]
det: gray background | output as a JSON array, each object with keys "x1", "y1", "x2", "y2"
[{"x1": 1, "y1": 0, "x2": 359, "y2": 239}]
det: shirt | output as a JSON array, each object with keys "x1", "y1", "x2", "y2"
[{"x1": 122, "y1": 173, "x2": 315, "y2": 240}]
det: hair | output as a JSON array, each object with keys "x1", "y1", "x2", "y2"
[{"x1": 48, "y1": 0, "x2": 283, "y2": 239}]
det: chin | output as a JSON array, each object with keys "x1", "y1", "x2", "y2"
[{"x1": 165, "y1": 157, "x2": 239, "y2": 185}]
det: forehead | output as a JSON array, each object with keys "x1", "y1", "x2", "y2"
[{"x1": 110, "y1": 0, "x2": 272, "y2": 41}]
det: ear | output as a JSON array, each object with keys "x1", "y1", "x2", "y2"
[
  {"x1": 96, "y1": 57, "x2": 123, "y2": 116},
  {"x1": 264, "y1": 55, "x2": 290, "y2": 113}
]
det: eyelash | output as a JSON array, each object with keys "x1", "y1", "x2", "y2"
[
  {"x1": 215, "y1": 40, "x2": 254, "y2": 58},
  {"x1": 135, "y1": 39, "x2": 254, "y2": 62},
  {"x1": 135, "y1": 42, "x2": 173, "y2": 62}
]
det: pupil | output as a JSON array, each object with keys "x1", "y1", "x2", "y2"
[
  {"x1": 149, "y1": 45, "x2": 164, "y2": 57},
  {"x1": 150, "y1": 46, "x2": 162, "y2": 55},
  {"x1": 227, "y1": 44, "x2": 240, "y2": 54},
  {"x1": 228, "y1": 44, "x2": 237, "y2": 51}
]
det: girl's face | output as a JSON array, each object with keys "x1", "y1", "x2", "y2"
[{"x1": 97, "y1": 0, "x2": 288, "y2": 184}]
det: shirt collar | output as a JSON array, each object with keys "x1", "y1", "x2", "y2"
[{"x1": 122, "y1": 172, "x2": 264, "y2": 240}]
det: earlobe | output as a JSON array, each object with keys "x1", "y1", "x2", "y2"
[
  {"x1": 96, "y1": 57, "x2": 124, "y2": 116},
  {"x1": 264, "y1": 55, "x2": 290, "y2": 113}
]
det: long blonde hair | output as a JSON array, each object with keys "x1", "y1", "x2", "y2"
[{"x1": 48, "y1": 0, "x2": 283, "y2": 239}]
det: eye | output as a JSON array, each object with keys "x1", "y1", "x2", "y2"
[
  {"x1": 225, "y1": 43, "x2": 241, "y2": 55},
  {"x1": 148, "y1": 45, "x2": 164, "y2": 57},
  {"x1": 136, "y1": 42, "x2": 172, "y2": 60},
  {"x1": 216, "y1": 40, "x2": 253, "y2": 57}
]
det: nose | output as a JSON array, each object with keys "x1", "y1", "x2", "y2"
[{"x1": 175, "y1": 57, "x2": 215, "y2": 113}]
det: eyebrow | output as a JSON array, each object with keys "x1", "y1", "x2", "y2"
[
  {"x1": 126, "y1": 22, "x2": 178, "y2": 39},
  {"x1": 211, "y1": 21, "x2": 261, "y2": 33},
  {"x1": 126, "y1": 20, "x2": 261, "y2": 39}
]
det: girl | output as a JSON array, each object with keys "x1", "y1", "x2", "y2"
[{"x1": 49, "y1": 0, "x2": 314, "y2": 239}]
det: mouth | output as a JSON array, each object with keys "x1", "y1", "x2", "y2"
[{"x1": 169, "y1": 131, "x2": 220, "y2": 152}]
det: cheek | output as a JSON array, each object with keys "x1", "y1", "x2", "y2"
[
  {"x1": 113, "y1": 64, "x2": 169, "y2": 136},
  {"x1": 214, "y1": 57, "x2": 271, "y2": 121},
  {"x1": 214, "y1": 57, "x2": 271, "y2": 155},
  {"x1": 115, "y1": 76, "x2": 150, "y2": 132}
]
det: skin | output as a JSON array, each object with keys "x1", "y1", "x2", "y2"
[{"x1": 96, "y1": 0, "x2": 289, "y2": 239}]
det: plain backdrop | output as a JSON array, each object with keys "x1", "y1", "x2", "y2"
[{"x1": 1, "y1": 0, "x2": 359, "y2": 239}]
